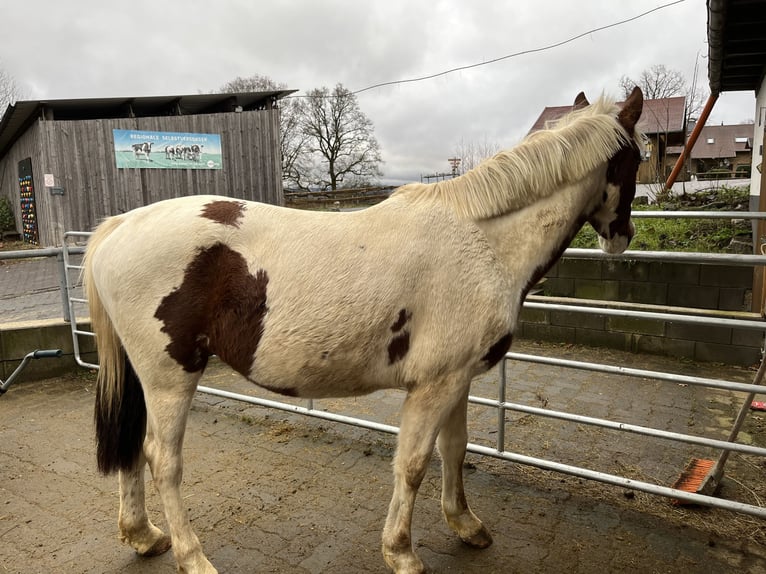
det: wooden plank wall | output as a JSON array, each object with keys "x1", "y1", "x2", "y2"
[
  {"x1": 0, "y1": 122, "x2": 45, "y2": 241},
  {"x1": 2, "y1": 109, "x2": 282, "y2": 246}
]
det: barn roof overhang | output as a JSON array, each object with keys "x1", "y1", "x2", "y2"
[
  {"x1": 0, "y1": 90, "x2": 296, "y2": 160},
  {"x1": 707, "y1": 0, "x2": 766, "y2": 96}
]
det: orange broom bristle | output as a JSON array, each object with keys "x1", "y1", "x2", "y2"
[{"x1": 671, "y1": 458, "x2": 715, "y2": 504}]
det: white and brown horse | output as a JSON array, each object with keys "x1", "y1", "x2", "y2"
[{"x1": 84, "y1": 88, "x2": 643, "y2": 574}]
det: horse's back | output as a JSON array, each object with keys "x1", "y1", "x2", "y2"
[{"x1": 88, "y1": 194, "x2": 514, "y2": 396}]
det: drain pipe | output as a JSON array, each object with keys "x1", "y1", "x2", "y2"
[{"x1": 664, "y1": 93, "x2": 719, "y2": 192}]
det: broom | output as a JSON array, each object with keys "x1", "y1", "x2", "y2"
[{"x1": 671, "y1": 354, "x2": 766, "y2": 502}]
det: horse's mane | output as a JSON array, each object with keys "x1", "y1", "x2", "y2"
[{"x1": 393, "y1": 95, "x2": 643, "y2": 220}]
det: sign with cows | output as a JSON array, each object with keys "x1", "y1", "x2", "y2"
[{"x1": 112, "y1": 129, "x2": 223, "y2": 169}]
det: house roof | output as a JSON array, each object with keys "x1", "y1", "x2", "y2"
[
  {"x1": 639, "y1": 96, "x2": 687, "y2": 134},
  {"x1": 527, "y1": 96, "x2": 686, "y2": 136},
  {"x1": 707, "y1": 0, "x2": 766, "y2": 95},
  {"x1": 689, "y1": 123, "x2": 754, "y2": 159},
  {"x1": 0, "y1": 90, "x2": 295, "y2": 159}
]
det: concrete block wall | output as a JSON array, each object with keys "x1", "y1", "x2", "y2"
[{"x1": 518, "y1": 258, "x2": 764, "y2": 366}]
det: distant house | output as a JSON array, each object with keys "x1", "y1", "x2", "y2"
[
  {"x1": 684, "y1": 123, "x2": 754, "y2": 179},
  {"x1": 528, "y1": 96, "x2": 687, "y2": 184}
]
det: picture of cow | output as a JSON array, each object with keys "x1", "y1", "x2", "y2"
[{"x1": 131, "y1": 142, "x2": 153, "y2": 161}]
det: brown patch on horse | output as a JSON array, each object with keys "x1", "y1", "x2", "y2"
[
  {"x1": 605, "y1": 144, "x2": 641, "y2": 238},
  {"x1": 155, "y1": 243, "x2": 268, "y2": 377},
  {"x1": 388, "y1": 332, "x2": 410, "y2": 364},
  {"x1": 481, "y1": 333, "x2": 513, "y2": 369},
  {"x1": 600, "y1": 85, "x2": 642, "y2": 240},
  {"x1": 391, "y1": 308, "x2": 411, "y2": 332},
  {"x1": 388, "y1": 308, "x2": 412, "y2": 364},
  {"x1": 200, "y1": 200, "x2": 246, "y2": 227}
]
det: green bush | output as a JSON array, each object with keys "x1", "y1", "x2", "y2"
[{"x1": 0, "y1": 196, "x2": 16, "y2": 232}]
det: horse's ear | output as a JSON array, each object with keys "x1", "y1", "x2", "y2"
[
  {"x1": 618, "y1": 86, "x2": 644, "y2": 134},
  {"x1": 573, "y1": 92, "x2": 589, "y2": 109}
]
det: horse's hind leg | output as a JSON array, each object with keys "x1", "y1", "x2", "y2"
[
  {"x1": 118, "y1": 445, "x2": 171, "y2": 556},
  {"x1": 436, "y1": 390, "x2": 493, "y2": 548},
  {"x1": 139, "y1": 366, "x2": 217, "y2": 574}
]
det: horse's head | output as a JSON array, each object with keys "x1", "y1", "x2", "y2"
[{"x1": 584, "y1": 86, "x2": 644, "y2": 254}]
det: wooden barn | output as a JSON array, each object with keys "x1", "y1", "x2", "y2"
[{"x1": 0, "y1": 90, "x2": 293, "y2": 246}]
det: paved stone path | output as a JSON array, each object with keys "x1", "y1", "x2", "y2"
[
  {"x1": 2, "y1": 348, "x2": 766, "y2": 573},
  {"x1": 2, "y1": 254, "x2": 766, "y2": 573},
  {"x1": 0, "y1": 256, "x2": 68, "y2": 324}
]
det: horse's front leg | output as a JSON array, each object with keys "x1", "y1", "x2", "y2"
[
  {"x1": 436, "y1": 389, "x2": 493, "y2": 548},
  {"x1": 382, "y1": 380, "x2": 467, "y2": 574}
]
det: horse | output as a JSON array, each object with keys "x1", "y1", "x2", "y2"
[{"x1": 84, "y1": 87, "x2": 643, "y2": 574}]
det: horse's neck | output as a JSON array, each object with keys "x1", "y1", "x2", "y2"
[{"x1": 475, "y1": 172, "x2": 600, "y2": 296}]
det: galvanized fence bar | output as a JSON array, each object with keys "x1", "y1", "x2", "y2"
[
  {"x1": 506, "y1": 351, "x2": 766, "y2": 394},
  {"x1": 523, "y1": 300, "x2": 766, "y2": 330},
  {"x1": 192, "y1": 384, "x2": 766, "y2": 519},
  {"x1": 564, "y1": 248, "x2": 766, "y2": 266},
  {"x1": 62, "y1": 231, "x2": 97, "y2": 369},
  {"x1": 466, "y1": 443, "x2": 766, "y2": 519},
  {"x1": 197, "y1": 385, "x2": 400, "y2": 435},
  {"x1": 632, "y1": 210, "x2": 766, "y2": 219},
  {"x1": 471, "y1": 392, "x2": 766, "y2": 457}
]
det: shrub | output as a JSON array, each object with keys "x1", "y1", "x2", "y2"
[{"x1": 0, "y1": 196, "x2": 16, "y2": 232}]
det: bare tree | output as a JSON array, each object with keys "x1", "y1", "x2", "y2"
[
  {"x1": 299, "y1": 84, "x2": 382, "y2": 190},
  {"x1": 619, "y1": 63, "x2": 705, "y2": 120},
  {"x1": 1, "y1": 62, "x2": 25, "y2": 112},
  {"x1": 619, "y1": 63, "x2": 709, "y2": 189},
  {"x1": 619, "y1": 64, "x2": 685, "y2": 100},
  {"x1": 453, "y1": 136, "x2": 502, "y2": 173},
  {"x1": 217, "y1": 74, "x2": 277, "y2": 94},
  {"x1": 216, "y1": 74, "x2": 307, "y2": 189}
]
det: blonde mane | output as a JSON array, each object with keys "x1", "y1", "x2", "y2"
[{"x1": 393, "y1": 95, "x2": 642, "y2": 220}]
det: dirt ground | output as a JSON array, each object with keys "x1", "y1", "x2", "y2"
[{"x1": 2, "y1": 341, "x2": 766, "y2": 574}]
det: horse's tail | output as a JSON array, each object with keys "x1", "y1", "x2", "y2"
[{"x1": 84, "y1": 216, "x2": 146, "y2": 475}]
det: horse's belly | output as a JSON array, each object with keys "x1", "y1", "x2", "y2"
[{"x1": 248, "y1": 358, "x2": 394, "y2": 400}]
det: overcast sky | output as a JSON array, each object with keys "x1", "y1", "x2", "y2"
[{"x1": 0, "y1": 0, "x2": 756, "y2": 185}]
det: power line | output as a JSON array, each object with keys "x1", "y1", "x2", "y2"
[{"x1": 349, "y1": 0, "x2": 686, "y2": 96}]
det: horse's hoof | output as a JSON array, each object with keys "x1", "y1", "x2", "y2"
[
  {"x1": 382, "y1": 547, "x2": 427, "y2": 574},
  {"x1": 141, "y1": 534, "x2": 172, "y2": 557},
  {"x1": 460, "y1": 525, "x2": 493, "y2": 549}
]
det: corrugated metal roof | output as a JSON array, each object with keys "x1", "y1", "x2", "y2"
[
  {"x1": 527, "y1": 96, "x2": 687, "y2": 136},
  {"x1": 708, "y1": 0, "x2": 766, "y2": 95},
  {"x1": 0, "y1": 90, "x2": 295, "y2": 159}
]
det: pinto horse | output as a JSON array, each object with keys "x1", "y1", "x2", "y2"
[{"x1": 84, "y1": 87, "x2": 643, "y2": 574}]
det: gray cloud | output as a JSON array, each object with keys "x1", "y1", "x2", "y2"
[{"x1": 1, "y1": 0, "x2": 755, "y2": 185}]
